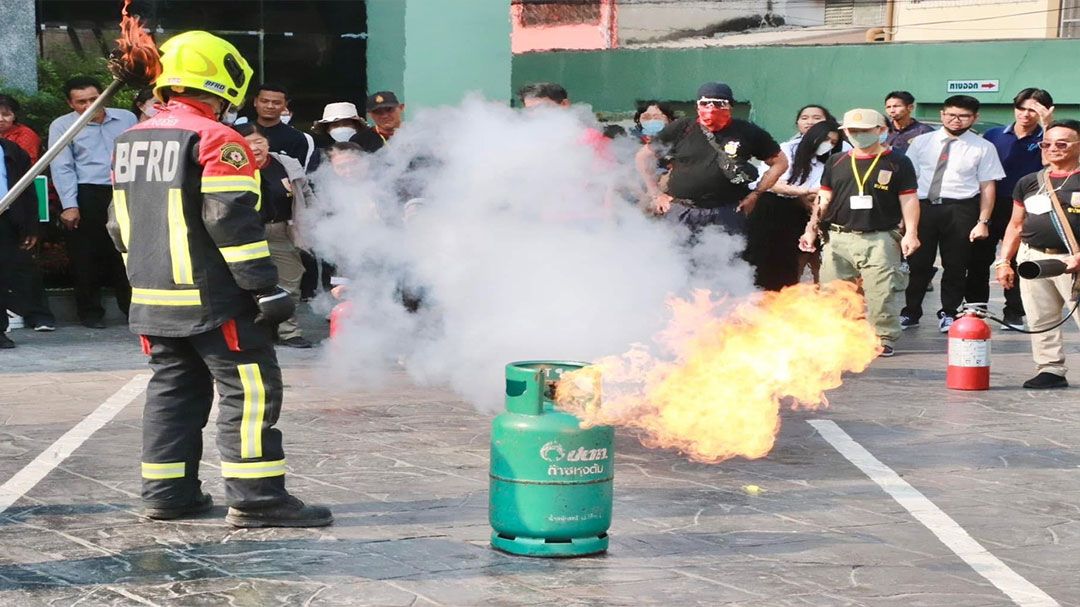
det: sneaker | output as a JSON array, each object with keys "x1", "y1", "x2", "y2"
[
  {"x1": 143, "y1": 492, "x2": 214, "y2": 521},
  {"x1": 879, "y1": 344, "x2": 895, "y2": 357},
  {"x1": 279, "y1": 336, "x2": 313, "y2": 349},
  {"x1": 938, "y1": 313, "x2": 954, "y2": 333},
  {"x1": 1022, "y1": 372, "x2": 1068, "y2": 390},
  {"x1": 900, "y1": 315, "x2": 919, "y2": 329},
  {"x1": 32, "y1": 323, "x2": 55, "y2": 332},
  {"x1": 1001, "y1": 314, "x2": 1025, "y2": 331},
  {"x1": 0, "y1": 334, "x2": 14, "y2": 349},
  {"x1": 226, "y1": 495, "x2": 333, "y2": 528},
  {"x1": 6, "y1": 311, "x2": 24, "y2": 331}
]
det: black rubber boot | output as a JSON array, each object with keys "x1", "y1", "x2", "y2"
[
  {"x1": 143, "y1": 492, "x2": 213, "y2": 520},
  {"x1": 226, "y1": 495, "x2": 333, "y2": 528}
]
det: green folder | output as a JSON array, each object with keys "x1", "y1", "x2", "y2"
[{"x1": 34, "y1": 175, "x2": 48, "y2": 222}]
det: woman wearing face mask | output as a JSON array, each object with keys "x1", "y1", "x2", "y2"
[
  {"x1": 749, "y1": 120, "x2": 850, "y2": 290},
  {"x1": 234, "y1": 122, "x2": 319, "y2": 348},
  {"x1": 632, "y1": 100, "x2": 676, "y2": 144},
  {"x1": 779, "y1": 121, "x2": 851, "y2": 283},
  {"x1": 131, "y1": 88, "x2": 159, "y2": 123},
  {"x1": 311, "y1": 101, "x2": 373, "y2": 147}
]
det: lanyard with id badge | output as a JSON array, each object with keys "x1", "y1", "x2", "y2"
[{"x1": 850, "y1": 151, "x2": 884, "y2": 210}]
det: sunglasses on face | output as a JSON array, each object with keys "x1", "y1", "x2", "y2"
[
  {"x1": 697, "y1": 98, "x2": 731, "y2": 109},
  {"x1": 1038, "y1": 140, "x2": 1079, "y2": 150}
]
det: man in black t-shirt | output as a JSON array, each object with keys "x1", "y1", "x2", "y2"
[
  {"x1": 800, "y1": 109, "x2": 920, "y2": 356},
  {"x1": 636, "y1": 82, "x2": 787, "y2": 236},
  {"x1": 996, "y1": 120, "x2": 1080, "y2": 389},
  {"x1": 253, "y1": 83, "x2": 313, "y2": 169}
]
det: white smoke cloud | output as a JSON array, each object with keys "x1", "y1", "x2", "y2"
[{"x1": 303, "y1": 95, "x2": 755, "y2": 411}]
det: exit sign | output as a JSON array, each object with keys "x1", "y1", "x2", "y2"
[{"x1": 947, "y1": 80, "x2": 1000, "y2": 93}]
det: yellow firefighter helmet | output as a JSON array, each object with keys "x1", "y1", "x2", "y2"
[{"x1": 154, "y1": 31, "x2": 253, "y2": 108}]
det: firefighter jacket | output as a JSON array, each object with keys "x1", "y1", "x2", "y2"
[{"x1": 108, "y1": 98, "x2": 278, "y2": 337}]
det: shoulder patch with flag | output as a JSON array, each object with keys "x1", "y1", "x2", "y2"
[{"x1": 219, "y1": 143, "x2": 249, "y2": 169}]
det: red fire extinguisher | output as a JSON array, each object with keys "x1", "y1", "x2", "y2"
[
  {"x1": 946, "y1": 311, "x2": 991, "y2": 390},
  {"x1": 329, "y1": 301, "x2": 352, "y2": 339}
]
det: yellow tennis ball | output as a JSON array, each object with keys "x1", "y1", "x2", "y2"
[{"x1": 743, "y1": 484, "x2": 762, "y2": 495}]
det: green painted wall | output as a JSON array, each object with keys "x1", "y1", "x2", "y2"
[
  {"x1": 512, "y1": 39, "x2": 1080, "y2": 138},
  {"x1": 404, "y1": 0, "x2": 512, "y2": 107},
  {"x1": 366, "y1": 0, "x2": 407, "y2": 97},
  {"x1": 367, "y1": 0, "x2": 511, "y2": 110}
]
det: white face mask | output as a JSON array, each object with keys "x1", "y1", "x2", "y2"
[
  {"x1": 815, "y1": 141, "x2": 833, "y2": 156},
  {"x1": 142, "y1": 102, "x2": 158, "y2": 118},
  {"x1": 222, "y1": 107, "x2": 240, "y2": 125},
  {"x1": 328, "y1": 126, "x2": 357, "y2": 142},
  {"x1": 280, "y1": 114, "x2": 292, "y2": 125}
]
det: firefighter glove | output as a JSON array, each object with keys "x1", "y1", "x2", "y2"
[{"x1": 253, "y1": 286, "x2": 295, "y2": 327}]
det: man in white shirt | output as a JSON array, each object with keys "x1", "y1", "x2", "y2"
[{"x1": 900, "y1": 95, "x2": 1005, "y2": 332}]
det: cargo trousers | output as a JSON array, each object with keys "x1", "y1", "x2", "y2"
[
  {"x1": 140, "y1": 313, "x2": 289, "y2": 509},
  {"x1": 820, "y1": 228, "x2": 908, "y2": 344}
]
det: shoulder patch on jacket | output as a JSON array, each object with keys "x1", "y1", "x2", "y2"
[{"x1": 219, "y1": 143, "x2": 249, "y2": 169}]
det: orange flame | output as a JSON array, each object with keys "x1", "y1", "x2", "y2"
[
  {"x1": 555, "y1": 282, "x2": 880, "y2": 463},
  {"x1": 110, "y1": 0, "x2": 161, "y2": 86}
]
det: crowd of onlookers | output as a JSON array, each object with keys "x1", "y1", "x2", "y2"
[
  {"x1": 614, "y1": 80, "x2": 1076, "y2": 387},
  {"x1": 0, "y1": 77, "x2": 402, "y2": 349},
  {"x1": 1, "y1": 74, "x2": 1077, "y2": 390}
]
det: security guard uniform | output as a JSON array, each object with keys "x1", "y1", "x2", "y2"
[{"x1": 108, "y1": 32, "x2": 291, "y2": 512}]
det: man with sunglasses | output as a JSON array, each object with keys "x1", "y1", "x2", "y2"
[
  {"x1": 637, "y1": 82, "x2": 786, "y2": 237},
  {"x1": 970, "y1": 88, "x2": 1055, "y2": 329},
  {"x1": 996, "y1": 120, "x2": 1080, "y2": 389},
  {"x1": 901, "y1": 95, "x2": 1004, "y2": 333}
]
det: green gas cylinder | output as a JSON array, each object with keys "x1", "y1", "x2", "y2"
[{"x1": 489, "y1": 360, "x2": 614, "y2": 557}]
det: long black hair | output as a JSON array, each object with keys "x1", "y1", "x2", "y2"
[{"x1": 790, "y1": 120, "x2": 842, "y2": 186}]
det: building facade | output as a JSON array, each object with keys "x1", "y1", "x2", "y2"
[{"x1": 891, "y1": 0, "x2": 1066, "y2": 42}]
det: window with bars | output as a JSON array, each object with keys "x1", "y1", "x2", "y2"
[{"x1": 1062, "y1": 0, "x2": 1080, "y2": 37}]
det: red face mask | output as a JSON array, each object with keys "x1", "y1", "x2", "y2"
[{"x1": 697, "y1": 106, "x2": 732, "y2": 132}]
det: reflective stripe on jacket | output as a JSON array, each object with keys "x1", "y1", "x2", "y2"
[{"x1": 108, "y1": 97, "x2": 278, "y2": 337}]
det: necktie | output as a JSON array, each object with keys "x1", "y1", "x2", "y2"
[{"x1": 926, "y1": 137, "x2": 954, "y2": 203}]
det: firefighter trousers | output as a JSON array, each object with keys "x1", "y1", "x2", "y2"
[{"x1": 141, "y1": 313, "x2": 289, "y2": 509}]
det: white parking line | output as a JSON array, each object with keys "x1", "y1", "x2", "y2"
[
  {"x1": 0, "y1": 374, "x2": 150, "y2": 515},
  {"x1": 809, "y1": 419, "x2": 1060, "y2": 607}
]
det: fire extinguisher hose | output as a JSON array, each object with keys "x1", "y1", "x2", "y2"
[{"x1": 966, "y1": 300, "x2": 1080, "y2": 335}]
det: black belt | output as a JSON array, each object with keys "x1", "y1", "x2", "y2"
[
  {"x1": 920, "y1": 196, "x2": 979, "y2": 205},
  {"x1": 1027, "y1": 244, "x2": 1068, "y2": 255},
  {"x1": 826, "y1": 224, "x2": 888, "y2": 235}
]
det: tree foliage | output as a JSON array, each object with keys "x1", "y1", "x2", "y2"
[{"x1": 0, "y1": 53, "x2": 139, "y2": 136}]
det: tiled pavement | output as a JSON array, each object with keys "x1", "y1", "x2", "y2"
[{"x1": 0, "y1": 303, "x2": 1077, "y2": 606}]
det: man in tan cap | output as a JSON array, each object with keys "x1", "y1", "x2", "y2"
[{"x1": 799, "y1": 108, "x2": 921, "y2": 356}]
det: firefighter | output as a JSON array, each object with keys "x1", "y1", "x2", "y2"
[{"x1": 108, "y1": 31, "x2": 332, "y2": 527}]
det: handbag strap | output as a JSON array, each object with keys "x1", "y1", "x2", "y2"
[{"x1": 1043, "y1": 169, "x2": 1080, "y2": 255}]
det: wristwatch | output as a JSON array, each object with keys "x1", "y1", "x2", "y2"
[{"x1": 977, "y1": 219, "x2": 990, "y2": 225}]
